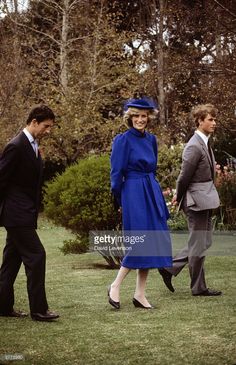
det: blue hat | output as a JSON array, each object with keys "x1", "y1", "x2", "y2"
[{"x1": 124, "y1": 98, "x2": 156, "y2": 110}]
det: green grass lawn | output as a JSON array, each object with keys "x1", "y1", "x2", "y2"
[{"x1": 0, "y1": 218, "x2": 235, "y2": 365}]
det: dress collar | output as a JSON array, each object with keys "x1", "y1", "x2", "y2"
[{"x1": 129, "y1": 127, "x2": 146, "y2": 138}]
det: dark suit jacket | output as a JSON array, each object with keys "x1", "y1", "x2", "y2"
[{"x1": 0, "y1": 131, "x2": 43, "y2": 228}]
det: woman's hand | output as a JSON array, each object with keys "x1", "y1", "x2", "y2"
[{"x1": 117, "y1": 207, "x2": 122, "y2": 224}]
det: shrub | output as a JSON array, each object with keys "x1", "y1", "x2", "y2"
[
  {"x1": 157, "y1": 143, "x2": 183, "y2": 190},
  {"x1": 43, "y1": 154, "x2": 120, "y2": 261},
  {"x1": 158, "y1": 144, "x2": 187, "y2": 230},
  {"x1": 214, "y1": 160, "x2": 236, "y2": 229},
  {"x1": 162, "y1": 187, "x2": 188, "y2": 231}
]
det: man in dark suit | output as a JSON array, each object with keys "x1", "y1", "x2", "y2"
[
  {"x1": 0, "y1": 105, "x2": 59, "y2": 321},
  {"x1": 159, "y1": 104, "x2": 222, "y2": 296}
]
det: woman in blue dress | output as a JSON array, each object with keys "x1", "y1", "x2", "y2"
[{"x1": 108, "y1": 98, "x2": 172, "y2": 309}]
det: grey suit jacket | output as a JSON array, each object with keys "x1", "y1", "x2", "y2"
[{"x1": 176, "y1": 133, "x2": 220, "y2": 211}]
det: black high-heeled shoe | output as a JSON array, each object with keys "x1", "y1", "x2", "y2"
[
  {"x1": 108, "y1": 286, "x2": 120, "y2": 309},
  {"x1": 132, "y1": 298, "x2": 154, "y2": 309}
]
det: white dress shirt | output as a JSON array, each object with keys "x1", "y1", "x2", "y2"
[
  {"x1": 195, "y1": 130, "x2": 209, "y2": 146},
  {"x1": 23, "y1": 128, "x2": 38, "y2": 156}
]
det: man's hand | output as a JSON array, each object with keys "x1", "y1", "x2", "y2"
[{"x1": 171, "y1": 194, "x2": 178, "y2": 206}]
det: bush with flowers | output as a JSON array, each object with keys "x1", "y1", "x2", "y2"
[
  {"x1": 214, "y1": 157, "x2": 236, "y2": 230},
  {"x1": 162, "y1": 187, "x2": 188, "y2": 231},
  {"x1": 157, "y1": 143, "x2": 183, "y2": 190},
  {"x1": 158, "y1": 144, "x2": 188, "y2": 230}
]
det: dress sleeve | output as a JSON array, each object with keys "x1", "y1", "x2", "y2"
[{"x1": 110, "y1": 133, "x2": 129, "y2": 207}]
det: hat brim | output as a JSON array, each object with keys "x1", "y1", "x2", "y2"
[{"x1": 126, "y1": 103, "x2": 154, "y2": 109}]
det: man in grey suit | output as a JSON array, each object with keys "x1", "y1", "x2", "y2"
[{"x1": 159, "y1": 104, "x2": 222, "y2": 296}]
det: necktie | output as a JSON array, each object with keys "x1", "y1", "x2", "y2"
[
  {"x1": 32, "y1": 140, "x2": 38, "y2": 157},
  {"x1": 207, "y1": 140, "x2": 214, "y2": 178},
  {"x1": 207, "y1": 140, "x2": 213, "y2": 163}
]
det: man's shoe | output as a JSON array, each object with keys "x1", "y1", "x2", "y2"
[
  {"x1": 0, "y1": 310, "x2": 28, "y2": 318},
  {"x1": 31, "y1": 310, "x2": 59, "y2": 321},
  {"x1": 193, "y1": 289, "x2": 222, "y2": 296},
  {"x1": 158, "y1": 268, "x2": 175, "y2": 292}
]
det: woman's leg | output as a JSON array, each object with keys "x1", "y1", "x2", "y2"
[
  {"x1": 109, "y1": 266, "x2": 131, "y2": 302},
  {"x1": 134, "y1": 269, "x2": 152, "y2": 307}
]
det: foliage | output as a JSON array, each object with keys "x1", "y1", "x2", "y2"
[
  {"x1": 43, "y1": 154, "x2": 117, "y2": 231},
  {"x1": 0, "y1": 0, "x2": 235, "y2": 168},
  {"x1": 214, "y1": 158, "x2": 236, "y2": 229},
  {"x1": 168, "y1": 212, "x2": 188, "y2": 231},
  {"x1": 157, "y1": 143, "x2": 183, "y2": 189},
  {"x1": 43, "y1": 154, "x2": 121, "y2": 265},
  {"x1": 162, "y1": 187, "x2": 188, "y2": 231},
  {"x1": 60, "y1": 237, "x2": 89, "y2": 255}
]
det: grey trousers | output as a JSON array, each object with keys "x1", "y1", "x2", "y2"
[{"x1": 167, "y1": 200, "x2": 213, "y2": 294}]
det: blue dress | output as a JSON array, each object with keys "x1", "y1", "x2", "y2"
[{"x1": 110, "y1": 127, "x2": 172, "y2": 269}]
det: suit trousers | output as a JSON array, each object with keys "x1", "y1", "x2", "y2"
[
  {"x1": 0, "y1": 227, "x2": 48, "y2": 314},
  {"x1": 166, "y1": 199, "x2": 213, "y2": 294}
]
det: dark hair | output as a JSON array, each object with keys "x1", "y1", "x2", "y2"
[
  {"x1": 191, "y1": 104, "x2": 218, "y2": 127},
  {"x1": 26, "y1": 105, "x2": 55, "y2": 125}
]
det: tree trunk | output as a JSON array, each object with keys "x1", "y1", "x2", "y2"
[
  {"x1": 13, "y1": 0, "x2": 18, "y2": 13},
  {"x1": 157, "y1": 0, "x2": 165, "y2": 125},
  {"x1": 215, "y1": 34, "x2": 222, "y2": 61},
  {"x1": 60, "y1": 0, "x2": 69, "y2": 95}
]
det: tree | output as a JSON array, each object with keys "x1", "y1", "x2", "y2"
[{"x1": 0, "y1": 0, "x2": 235, "y2": 165}]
